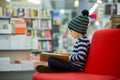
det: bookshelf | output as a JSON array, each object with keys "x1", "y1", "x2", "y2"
[{"x1": 0, "y1": 6, "x2": 53, "y2": 52}]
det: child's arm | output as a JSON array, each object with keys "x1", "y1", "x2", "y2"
[{"x1": 69, "y1": 38, "x2": 90, "y2": 62}]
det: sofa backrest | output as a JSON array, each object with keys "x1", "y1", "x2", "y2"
[{"x1": 85, "y1": 28, "x2": 120, "y2": 77}]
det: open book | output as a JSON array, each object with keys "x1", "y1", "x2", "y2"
[{"x1": 40, "y1": 52, "x2": 69, "y2": 62}]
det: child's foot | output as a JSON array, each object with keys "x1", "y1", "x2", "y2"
[{"x1": 36, "y1": 65, "x2": 57, "y2": 73}]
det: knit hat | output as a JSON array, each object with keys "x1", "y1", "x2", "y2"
[{"x1": 68, "y1": 10, "x2": 89, "y2": 35}]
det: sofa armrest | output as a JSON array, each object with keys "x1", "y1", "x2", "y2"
[{"x1": 40, "y1": 53, "x2": 69, "y2": 62}]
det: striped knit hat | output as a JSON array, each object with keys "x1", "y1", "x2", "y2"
[{"x1": 68, "y1": 10, "x2": 89, "y2": 35}]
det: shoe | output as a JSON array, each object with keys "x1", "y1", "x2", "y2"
[{"x1": 36, "y1": 65, "x2": 57, "y2": 73}]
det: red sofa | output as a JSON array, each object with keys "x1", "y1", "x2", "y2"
[{"x1": 32, "y1": 28, "x2": 120, "y2": 80}]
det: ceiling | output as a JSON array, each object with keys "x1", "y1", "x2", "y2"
[
  {"x1": 8, "y1": 0, "x2": 98, "y2": 9},
  {"x1": 1, "y1": 0, "x2": 113, "y2": 10},
  {"x1": 43, "y1": 0, "x2": 97, "y2": 10},
  {"x1": 50, "y1": 0, "x2": 74, "y2": 9}
]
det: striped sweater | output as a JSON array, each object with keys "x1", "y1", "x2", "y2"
[{"x1": 69, "y1": 36, "x2": 90, "y2": 71}]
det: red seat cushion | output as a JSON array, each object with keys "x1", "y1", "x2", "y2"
[
  {"x1": 32, "y1": 72, "x2": 119, "y2": 80},
  {"x1": 85, "y1": 29, "x2": 120, "y2": 77}
]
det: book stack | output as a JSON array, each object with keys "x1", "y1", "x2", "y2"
[
  {"x1": 0, "y1": 19, "x2": 13, "y2": 34},
  {"x1": 0, "y1": 57, "x2": 11, "y2": 71},
  {"x1": 20, "y1": 60, "x2": 35, "y2": 71},
  {"x1": 10, "y1": 64, "x2": 22, "y2": 71}
]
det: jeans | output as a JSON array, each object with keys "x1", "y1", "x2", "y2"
[{"x1": 48, "y1": 57, "x2": 80, "y2": 72}]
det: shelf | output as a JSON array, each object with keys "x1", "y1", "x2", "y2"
[
  {"x1": 38, "y1": 38, "x2": 52, "y2": 40},
  {"x1": 24, "y1": 17, "x2": 51, "y2": 20},
  {"x1": 27, "y1": 28, "x2": 35, "y2": 30},
  {"x1": 0, "y1": 16, "x2": 10, "y2": 19},
  {"x1": 37, "y1": 28, "x2": 52, "y2": 30}
]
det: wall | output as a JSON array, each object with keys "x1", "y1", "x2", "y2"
[{"x1": 0, "y1": 50, "x2": 30, "y2": 63}]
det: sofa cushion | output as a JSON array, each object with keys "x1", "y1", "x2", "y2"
[
  {"x1": 32, "y1": 72, "x2": 120, "y2": 80},
  {"x1": 85, "y1": 29, "x2": 120, "y2": 77}
]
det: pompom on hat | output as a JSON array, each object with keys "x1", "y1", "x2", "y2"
[{"x1": 68, "y1": 9, "x2": 89, "y2": 35}]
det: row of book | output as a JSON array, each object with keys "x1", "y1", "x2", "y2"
[
  {"x1": 0, "y1": 19, "x2": 52, "y2": 35},
  {"x1": 37, "y1": 30, "x2": 51, "y2": 39},
  {"x1": 27, "y1": 29, "x2": 52, "y2": 39},
  {"x1": 0, "y1": 19, "x2": 26, "y2": 34},
  {"x1": 0, "y1": 6, "x2": 51, "y2": 18},
  {"x1": 38, "y1": 41, "x2": 52, "y2": 51},
  {"x1": 0, "y1": 35, "x2": 53, "y2": 51},
  {"x1": 27, "y1": 19, "x2": 52, "y2": 29}
]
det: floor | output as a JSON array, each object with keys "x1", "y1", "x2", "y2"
[{"x1": 0, "y1": 70, "x2": 35, "y2": 80}]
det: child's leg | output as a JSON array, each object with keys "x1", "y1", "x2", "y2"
[{"x1": 48, "y1": 57, "x2": 73, "y2": 72}]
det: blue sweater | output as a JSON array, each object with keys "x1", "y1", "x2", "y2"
[{"x1": 69, "y1": 36, "x2": 90, "y2": 71}]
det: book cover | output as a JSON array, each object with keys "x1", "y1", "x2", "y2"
[
  {"x1": 13, "y1": 21, "x2": 26, "y2": 34},
  {"x1": 37, "y1": 30, "x2": 51, "y2": 39},
  {"x1": 0, "y1": 7, "x2": 3, "y2": 16},
  {"x1": 30, "y1": 7, "x2": 34, "y2": 18},
  {"x1": 34, "y1": 9, "x2": 38, "y2": 17},
  {"x1": 38, "y1": 41, "x2": 41, "y2": 51},
  {"x1": 27, "y1": 29, "x2": 34, "y2": 37},
  {"x1": 24, "y1": 8, "x2": 29, "y2": 18},
  {"x1": 38, "y1": 9, "x2": 43, "y2": 18},
  {"x1": 45, "y1": 30, "x2": 51, "y2": 38},
  {"x1": 37, "y1": 30, "x2": 45, "y2": 38},
  {"x1": 5, "y1": 6, "x2": 11, "y2": 16},
  {"x1": 49, "y1": 41, "x2": 52, "y2": 51},
  {"x1": 17, "y1": 8, "x2": 24, "y2": 17},
  {"x1": 26, "y1": 19, "x2": 33, "y2": 28},
  {"x1": 32, "y1": 20, "x2": 39, "y2": 28},
  {"x1": 40, "y1": 19, "x2": 50, "y2": 29}
]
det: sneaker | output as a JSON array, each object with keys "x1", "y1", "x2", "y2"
[{"x1": 36, "y1": 65, "x2": 57, "y2": 73}]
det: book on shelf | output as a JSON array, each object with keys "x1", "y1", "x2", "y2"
[
  {"x1": 37, "y1": 30, "x2": 51, "y2": 39},
  {"x1": 13, "y1": 21, "x2": 26, "y2": 34},
  {"x1": 40, "y1": 19, "x2": 51, "y2": 29},
  {"x1": 0, "y1": 6, "x2": 11, "y2": 17},
  {"x1": 38, "y1": 9, "x2": 43, "y2": 18},
  {"x1": 0, "y1": 7, "x2": 3, "y2": 16},
  {"x1": 0, "y1": 19, "x2": 13, "y2": 34},
  {"x1": 25, "y1": 19, "x2": 33, "y2": 28},
  {"x1": 0, "y1": 6, "x2": 51, "y2": 18},
  {"x1": 12, "y1": 7, "x2": 17, "y2": 17},
  {"x1": 0, "y1": 35, "x2": 10, "y2": 50},
  {"x1": 43, "y1": 9, "x2": 51, "y2": 18},
  {"x1": 3, "y1": 6, "x2": 11, "y2": 17},
  {"x1": 27, "y1": 29, "x2": 34, "y2": 37},
  {"x1": 30, "y1": 7, "x2": 34, "y2": 18},
  {"x1": 10, "y1": 35, "x2": 27, "y2": 50},
  {"x1": 24, "y1": 8, "x2": 29, "y2": 18},
  {"x1": 38, "y1": 41, "x2": 52, "y2": 51},
  {"x1": 27, "y1": 37, "x2": 38, "y2": 50},
  {"x1": 34, "y1": 9, "x2": 38, "y2": 17},
  {"x1": 32, "y1": 19, "x2": 52, "y2": 29},
  {"x1": 17, "y1": 8, "x2": 24, "y2": 17},
  {"x1": 32, "y1": 19, "x2": 39, "y2": 29}
]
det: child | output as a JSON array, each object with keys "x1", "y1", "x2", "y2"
[{"x1": 36, "y1": 9, "x2": 90, "y2": 72}]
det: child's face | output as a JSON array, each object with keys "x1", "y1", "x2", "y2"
[{"x1": 68, "y1": 29, "x2": 82, "y2": 39}]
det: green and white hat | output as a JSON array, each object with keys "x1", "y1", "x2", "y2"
[{"x1": 68, "y1": 10, "x2": 89, "y2": 35}]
